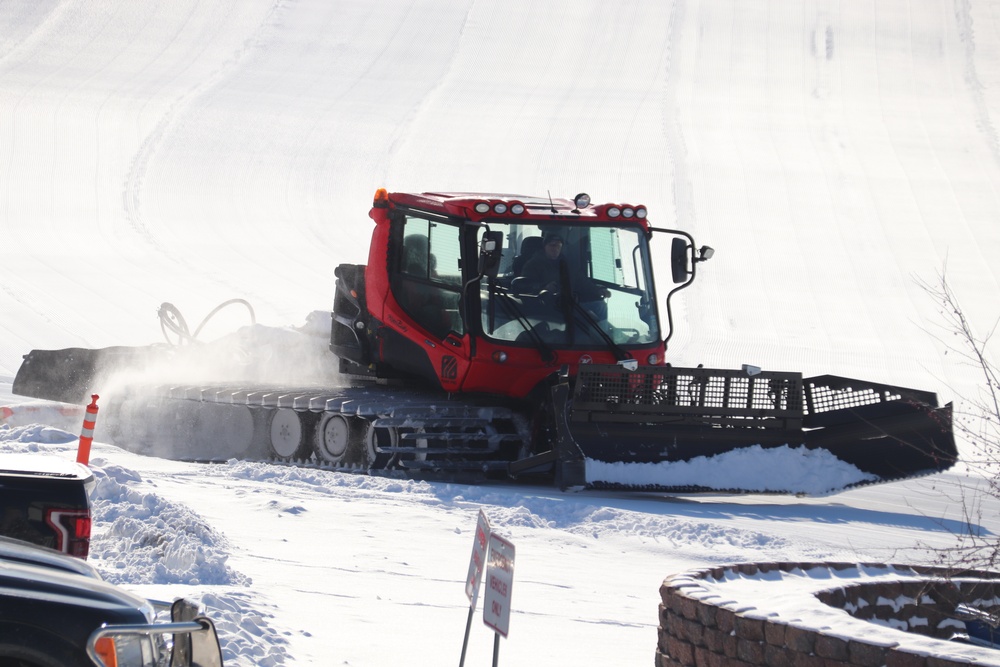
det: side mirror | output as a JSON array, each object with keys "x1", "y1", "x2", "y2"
[
  {"x1": 670, "y1": 237, "x2": 689, "y2": 284},
  {"x1": 171, "y1": 599, "x2": 224, "y2": 667},
  {"x1": 478, "y1": 231, "x2": 504, "y2": 279}
]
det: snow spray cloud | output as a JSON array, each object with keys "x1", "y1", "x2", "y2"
[
  {"x1": 98, "y1": 310, "x2": 342, "y2": 392},
  {"x1": 93, "y1": 310, "x2": 343, "y2": 460}
]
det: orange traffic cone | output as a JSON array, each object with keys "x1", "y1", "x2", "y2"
[{"x1": 77, "y1": 395, "x2": 100, "y2": 466}]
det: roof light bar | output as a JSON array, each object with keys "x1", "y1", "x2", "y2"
[{"x1": 474, "y1": 202, "x2": 490, "y2": 214}]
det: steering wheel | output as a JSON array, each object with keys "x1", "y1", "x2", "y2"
[{"x1": 537, "y1": 288, "x2": 561, "y2": 308}]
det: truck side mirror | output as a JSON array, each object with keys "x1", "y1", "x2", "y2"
[
  {"x1": 478, "y1": 231, "x2": 504, "y2": 279},
  {"x1": 171, "y1": 599, "x2": 224, "y2": 667}
]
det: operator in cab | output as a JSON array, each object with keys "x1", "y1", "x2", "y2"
[
  {"x1": 521, "y1": 233, "x2": 566, "y2": 294},
  {"x1": 521, "y1": 233, "x2": 609, "y2": 321}
]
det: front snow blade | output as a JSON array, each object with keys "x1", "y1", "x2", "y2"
[
  {"x1": 552, "y1": 364, "x2": 957, "y2": 494},
  {"x1": 13, "y1": 346, "x2": 168, "y2": 405},
  {"x1": 799, "y1": 375, "x2": 955, "y2": 481}
]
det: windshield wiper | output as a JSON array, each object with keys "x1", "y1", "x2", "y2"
[
  {"x1": 557, "y1": 266, "x2": 629, "y2": 361},
  {"x1": 571, "y1": 300, "x2": 631, "y2": 361},
  {"x1": 491, "y1": 286, "x2": 557, "y2": 363}
]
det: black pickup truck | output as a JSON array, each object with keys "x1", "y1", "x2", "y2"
[
  {"x1": 0, "y1": 452, "x2": 93, "y2": 557},
  {"x1": 0, "y1": 535, "x2": 224, "y2": 667}
]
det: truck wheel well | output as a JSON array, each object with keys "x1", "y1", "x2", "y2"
[
  {"x1": 0, "y1": 629, "x2": 82, "y2": 667},
  {"x1": 0, "y1": 658, "x2": 50, "y2": 667},
  {"x1": 0, "y1": 651, "x2": 71, "y2": 667}
]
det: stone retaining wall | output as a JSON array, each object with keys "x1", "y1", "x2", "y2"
[{"x1": 657, "y1": 562, "x2": 1000, "y2": 667}]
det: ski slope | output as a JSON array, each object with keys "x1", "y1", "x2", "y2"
[{"x1": 2, "y1": 1, "x2": 1000, "y2": 665}]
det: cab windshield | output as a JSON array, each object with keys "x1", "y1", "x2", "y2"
[{"x1": 479, "y1": 221, "x2": 659, "y2": 348}]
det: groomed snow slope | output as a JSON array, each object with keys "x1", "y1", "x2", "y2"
[{"x1": 1, "y1": 0, "x2": 997, "y2": 398}]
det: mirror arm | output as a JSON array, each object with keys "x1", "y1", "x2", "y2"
[{"x1": 648, "y1": 226, "x2": 713, "y2": 347}]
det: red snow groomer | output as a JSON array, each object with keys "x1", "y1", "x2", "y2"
[{"x1": 13, "y1": 189, "x2": 957, "y2": 493}]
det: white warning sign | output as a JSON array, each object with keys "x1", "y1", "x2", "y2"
[
  {"x1": 482, "y1": 532, "x2": 515, "y2": 638},
  {"x1": 465, "y1": 509, "x2": 491, "y2": 606}
]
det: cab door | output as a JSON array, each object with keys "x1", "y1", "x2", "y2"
[{"x1": 385, "y1": 214, "x2": 472, "y2": 391}]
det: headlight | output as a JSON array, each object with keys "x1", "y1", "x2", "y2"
[{"x1": 93, "y1": 633, "x2": 160, "y2": 667}]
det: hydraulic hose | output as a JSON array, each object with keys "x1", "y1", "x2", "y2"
[{"x1": 157, "y1": 299, "x2": 256, "y2": 346}]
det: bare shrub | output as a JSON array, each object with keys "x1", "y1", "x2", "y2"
[{"x1": 920, "y1": 274, "x2": 1000, "y2": 571}]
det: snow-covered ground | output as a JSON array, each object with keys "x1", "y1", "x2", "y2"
[
  {"x1": 2, "y1": 0, "x2": 1000, "y2": 665},
  {"x1": 3, "y1": 401, "x2": 998, "y2": 666}
]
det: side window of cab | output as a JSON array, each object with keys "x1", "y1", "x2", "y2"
[{"x1": 395, "y1": 216, "x2": 464, "y2": 338}]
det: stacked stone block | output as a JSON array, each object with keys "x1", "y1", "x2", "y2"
[{"x1": 657, "y1": 562, "x2": 1000, "y2": 667}]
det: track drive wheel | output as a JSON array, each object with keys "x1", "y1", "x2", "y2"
[
  {"x1": 361, "y1": 423, "x2": 397, "y2": 470},
  {"x1": 313, "y1": 413, "x2": 362, "y2": 465},
  {"x1": 409, "y1": 428, "x2": 429, "y2": 463},
  {"x1": 268, "y1": 409, "x2": 317, "y2": 461}
]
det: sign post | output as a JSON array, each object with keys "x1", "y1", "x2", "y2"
[
  {"x1": 459, "y1": 510, "x2": 491, "y2": 667},
  {"x1": 483, "y1": 533, "x2": 515, "y2": 666}
]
